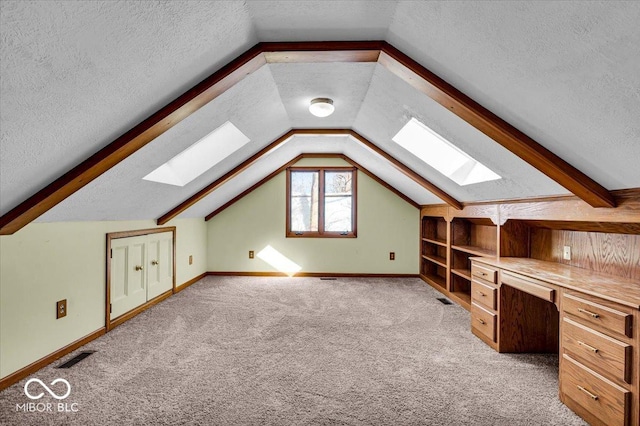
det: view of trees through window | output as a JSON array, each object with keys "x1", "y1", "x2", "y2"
[{"x1": 288, "y1": 168, "x2": 355, "y2": 236}]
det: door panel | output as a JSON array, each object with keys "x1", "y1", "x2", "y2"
[
  {"x1": 147, "y1": 232, "x2": 173, "y2": 300},
  {"x1": 110, "y1": 236, "x2": 147, "y2": 319}
]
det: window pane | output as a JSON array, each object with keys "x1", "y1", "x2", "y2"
[
  {"x1": 290, "y1": 172, "x2": 319, "y2": 232},
  {"x1": 325, "y1": 171, "x2": 352, "y2": 196},
  {"x1": 324, "y1": 171, "x2": 353, "y2": 232},
  {"x1": 291, "y1": 171, "x2": 318, "y2": 196},
  {"x1": 324, "y1": 196, "x2": 352, "y2": 232}
]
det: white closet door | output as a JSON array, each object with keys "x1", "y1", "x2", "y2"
[
  {"x1": 146, "y1": 232, "x2": 173, "y2": 300},
  {"x1": 110, "y1": 236, "x2": 148, "y2": 319}
]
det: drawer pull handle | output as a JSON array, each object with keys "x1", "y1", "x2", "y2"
[
  {"x1": 477, "y1": 318, "x2": 486, "y2": 325},
  {"x1": 577, "y1": 341, "x2": 599, "y2": 353},
  {"x1": 135, "y1": 265, "x2": 144, "y2": 271},
  {"x1": 577, "y1": 308, "x2": 600, "y2": 318},
  {"x1": 577, "y1": 385, "x2": 598, "y2": 401},
  {"x1": 477, "y1": 291, "x2": 486, "y2": 297},
  {"x1": 480, "y1": 272, "x2": 487, "y2": 276}
]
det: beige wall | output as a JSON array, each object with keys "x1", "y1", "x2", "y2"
[
  {"x1": 207, "y1": 158, "x2": 419, "y2": 274},
  {"x1": 0, "y1": 217, "x2": 207, "y2": 379},
  {"x1": 0, "y1": 158, "x2": 419, "y2": 379}
]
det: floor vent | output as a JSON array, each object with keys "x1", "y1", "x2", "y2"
[
  {"x1": 437, "y1": 298, "x2": 453, "y2": 305},
  {"x1": 320, "y1": 277, "x2": 337, "y2": 281},
  {"x1": 56, "y1": 351, "x2": 96, "y2": 368}
]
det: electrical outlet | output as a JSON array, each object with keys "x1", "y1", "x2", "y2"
[
  {"x1": 249, "y1": 250, "x2": 254, "y2": 259},
  {"x1": 390, "y1": 252, "x2": 395, "y2": 261},
  {"x1": 563, "y1": 246, "x2": 571, "y2": 260},
  {"x1": 189, "y1": 255, "x2": 193, "y2": 265},
  {"x1": 56, "y1": 299, "x2": 67, "y2": 319}
]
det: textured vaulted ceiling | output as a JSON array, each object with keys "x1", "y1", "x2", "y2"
[{"x1": 1, "y1": 1, "x2": 639, "y2": 224}]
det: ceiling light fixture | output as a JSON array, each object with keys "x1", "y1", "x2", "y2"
[{"x1": 309, "y1": 98, "x2": 334, "y2": 117}]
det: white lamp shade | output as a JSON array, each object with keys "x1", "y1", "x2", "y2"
[{"x1": 309, "y1": 98, "x2": 335, "y2": 117}]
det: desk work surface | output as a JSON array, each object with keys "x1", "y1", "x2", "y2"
[{"x1": 472, "y1": 257, "x2": 640, "y2": 309}]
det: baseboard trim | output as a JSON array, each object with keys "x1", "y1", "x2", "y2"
[
  {"x1": 207, "y1": 271, "x2": 419, "y2": 278},
  {"x1": 108, "y1": 289, "x2": 173, "y2": 331},
  {"x1": 0, "y1": 328, "x2": 106, "y2": 391},
  {"x1": 175, "y1": 272, "x2": 207, "y2": 293}
]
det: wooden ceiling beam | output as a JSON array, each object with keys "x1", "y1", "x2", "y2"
[
  {"x1": 0, "y1": 45, "x2": 267, "y2": 235},
  {"x1": 378, "y1": 42, "x2": 616, "y2": 208},
  {"x1": 157, "y1": 130, "x2": 297, "y2": 225},
  {"x1": 204, "y1": 152, "x2": 420, "y2": 221},
  {"x1": 339, "y1": 155, "x2": 420, "y2": 209},
  {"x1": 204, "y1": 155, "x2": 306, "y2": 221},
  {"x1": 292, "y1": 129, "x2": 463, "y2": 210},
  {"x1": 2, "y1": 41, "x2": 616, "y2": 235}
]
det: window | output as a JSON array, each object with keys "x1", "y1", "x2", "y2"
[
  {"x1": 286, "y1": 167, "x2": 356, "y2": 238},
  {"x1": 143, "y1": 121, "x2": 250, "y2": 186},
  {"x1": 392, "y1": 118, "x2": 501, "y2": 186}
]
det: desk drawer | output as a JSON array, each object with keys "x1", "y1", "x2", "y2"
[
  {"x1": 563, "y1": 293, "x2": 632, "y2": 338},
  {"x1": 471, "y1": 302, "x2": 496, "y2": 342},
  {"x1": 471, "y1": 263, "x2": 497, "y2": 284},
  {"x1": 471, "y1": 280, "x2": 496, "y2": 311},
  {"x1": 562, "y1": 318, "x2": 632, "y2": 384},
  {"x1": 501, "y1": 271, "x2": 555, "y2": 303},
  {"x1": 561, "y1": 355, "x2": 630, "y2": 426}
]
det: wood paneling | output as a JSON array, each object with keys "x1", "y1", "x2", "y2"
[
  {"x1": 499, "y1": 283, "x2": 559, "y2": 353},
  {"x1": 499, "y1": 190, "x2": 640, "y2": 229},
  {"x1": 499, "y1": 220, "x2": 530, "y2": 257},
  {"x1": 530, "y1": 228, "x2": 640, "y2": 281}
]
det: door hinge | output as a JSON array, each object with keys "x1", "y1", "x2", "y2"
[
  {"x1": 109, "y1": 304, "x2": 112, "y2": 313},
  {"x1": 110, "y1": 249, "x2": 112, "y2": 258}
]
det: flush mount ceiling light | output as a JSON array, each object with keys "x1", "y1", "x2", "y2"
[{"x1": 309, "y1": 98, "x2": 334, "y2": 117}]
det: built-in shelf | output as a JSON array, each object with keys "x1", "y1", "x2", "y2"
[
  {"x1": 451, "y1": 268, "x2": 471, "y2": 281},
  {"x1": 449, "y1": 291, "x2": 471, "y2": 309},
  {"x1": 422, "y1": 237, "x2": 447, "y2": 247},
  {"x1": 421, "y1": 216, "x2": 449, "y2": 293},
  {"x1": 423, "y1": 254, "x2": 447, "y2": 268},
  {"x1": 451, "y1": 244, "x2": 494, "y2": 257},
  {"x1": 421, "y1": 273, "x2": 446, "y2": 289}
]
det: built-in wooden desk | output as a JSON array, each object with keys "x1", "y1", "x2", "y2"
[{"x1": 470, "y1": 257, "x2": 640, "y2": 426}]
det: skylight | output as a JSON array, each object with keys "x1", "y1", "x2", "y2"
[
  {"x1": 392, "y1": 118, "x2": 501, "y2": 186},
  {"x1": 143, "y1": 121, "x2": 250, "y2": 186}
]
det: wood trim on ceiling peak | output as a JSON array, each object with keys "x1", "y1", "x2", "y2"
[
  {"x1": 1, "y1": 41, "x2": 615, "y2": 235},
  {"x1": 156, "y1": 130, "x2": 297, "y2": 225},
  {"x1": 204, "y1": 152, "x2": 420, "y2": 221},
  {"x1": 377, "y1": 42, "x2": 615, "y2": 208},
  {"x1": 169, "y1": 129, "x2": 452, "y2": 224}
]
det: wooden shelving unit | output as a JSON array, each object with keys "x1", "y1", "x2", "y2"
[
  {"x1": 449, "y1": 217, "x2": 497, "y2": 309},
  {"x1": 419, "y1": 206, "x2": 530, "y2": 311},
  {"x1": 420, "y1": 216, "x2": 448, "y2": 291}
]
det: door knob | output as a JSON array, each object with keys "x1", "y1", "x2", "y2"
[
  {"x1": 151, "y1": 260, "x2": 159, "y2": 266},
  {"x1": 135, "y1": 265, "x2": 144, "y2": 271}
]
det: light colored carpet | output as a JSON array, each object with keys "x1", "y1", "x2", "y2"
[{"x1": 0, "y1": 276, "x2": 586, "y2": 425}]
